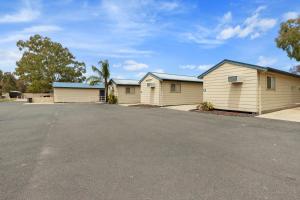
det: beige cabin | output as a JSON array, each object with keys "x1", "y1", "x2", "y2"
[
  {"x1": 198, "y1": 60, "x2": 300, "y2": 114},
  {"x1": 108, "y1": 79, "x2": 140, "y2": 104},
  {"x1": 53, "y1": 82, "x2": 105, "y2": 103},
  {"x1": 140, "y1": 72, "x2": 203, "y2": 106}
]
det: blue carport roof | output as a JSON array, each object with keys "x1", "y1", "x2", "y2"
[{"x1": 52, "y1": 82, "x2": 104, "y2": 89}]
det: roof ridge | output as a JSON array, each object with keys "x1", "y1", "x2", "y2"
[
  {"x1": 198, "y1": 59, "x2": 300, "y2": 78},
  {"x1": 151, "y1": 71, "x2": 198, "y2": 78},
  {"x1": 112, "y1": 78, "x2": 139, "y2": 81},
  {"x1": 223, "y1": 59, "x2": 267, "y2": 69}
]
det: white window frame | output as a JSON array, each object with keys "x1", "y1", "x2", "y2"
[
  {"x1": 266, "y1": 76, "x2": 276, "y2": 90},
  {"x1": 170, "y1": 82, "x2": 181, "y2": 93}
]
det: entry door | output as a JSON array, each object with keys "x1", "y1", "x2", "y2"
[
  {"x1": 150, "y1": 88, "x2": 155, "y2": 105},
  {"x1": 99, "y1": 89, "x2": 105, "y2": 102}
]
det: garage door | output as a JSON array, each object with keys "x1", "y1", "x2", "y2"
[{"x1": 54, "y1": 88, "x2": 100, "y2": 102}]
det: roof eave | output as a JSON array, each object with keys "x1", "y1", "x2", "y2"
[
  {"x1": 161, "y1": 78, "x2": 203, "y2": 83},
  {"x1": 139, "y1": 72, "x2": 162, "y2": 83},
  {"x1": 198, "y1": 59, "x2": 268, "y2": 78}
]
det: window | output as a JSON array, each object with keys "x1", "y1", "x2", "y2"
[
  {"x1": 170, "y1": 83, "x2": 181, "y2": 93},
  {"x1": 267, "y1": 76, "x2": 276, "y2": 90},
  {"x1": 125, "y1": 87, "x2": 135, "y2": 94}
]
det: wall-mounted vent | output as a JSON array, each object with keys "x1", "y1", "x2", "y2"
[
  {"x1": 228, "y1": 76, "x2": 243, "y2": 83},
  {"x1": 147, "y1": 83, "x2": 155, "y2": 88}
]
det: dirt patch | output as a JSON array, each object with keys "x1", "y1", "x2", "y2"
[{"x1": 193, "y1": 109, "x2": 257, "y2": 117}]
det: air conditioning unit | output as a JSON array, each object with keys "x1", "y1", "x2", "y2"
[
  {"x1": 228, "y1": 76, "x2": 243, "y2": 83},
  {"x1": 147, "y1": 82, "x2": 155, "y2": 88}
]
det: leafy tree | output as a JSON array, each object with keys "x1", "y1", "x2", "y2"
[
  {"x1": 2, "y1": 72, "x2": 17, "y2": 93},
  {"x1": 87, "y1": 60, "x2": 110, "y2": 102},
  {"x1": 16, "y1": 79, "x2": 27, "y2": 93},
  {"x1": 15, "y1": 34, "x2": 86, "y2": 93},
  {"x1": 275, "y1": 17, "x2": 300, "y2": 61}
]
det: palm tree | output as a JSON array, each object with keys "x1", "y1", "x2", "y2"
[{"x1": 87, "y1": 60, "x2": 110, "y2": 102}]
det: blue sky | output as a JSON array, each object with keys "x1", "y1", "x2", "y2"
[{"x1": 0, "y1": 0, "x2": 299, "y2": 79}]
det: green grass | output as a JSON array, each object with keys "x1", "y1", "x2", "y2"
[{"x1": 0, "y1": 98, "x2": 13, "y2": 102}]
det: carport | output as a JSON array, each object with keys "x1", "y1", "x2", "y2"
[{"x1": 53, "y1": 82, "x2": 105, "y2": 103}]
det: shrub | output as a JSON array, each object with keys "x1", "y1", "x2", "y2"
[
  {"x1": 199, "y1": 101, "x2": 214, "y2": 111},
  {"x1": 108, "y1": 94, "x2": 118, "y2": 104}
]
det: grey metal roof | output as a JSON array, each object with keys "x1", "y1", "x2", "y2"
[
  {"x1": 140, "y1": 72, "x2": 203, "y2": 83},
  {"x1": 110, "y1": 79, "x2": 140, "y2": 86},
  {"x1": 198, "y1": 59, "x2": 300, "y2": 79},
  {"x1": 52, "y1": 82, "x2": 104, "y2": 89}
]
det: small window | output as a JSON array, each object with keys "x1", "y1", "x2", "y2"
[
  {"x1": 125, "y1": 87, "x2": 135, "y2": 94},
  {"x1": 267, "y1": 76, "x2": 276, "y2": 90},
  {"x1": 170, "y1": 83, "x2": 181, "y2": 93}
]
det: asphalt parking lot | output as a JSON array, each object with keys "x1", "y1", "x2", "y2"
[{"x1": 0, "y1": 102, "x2": 300, "y2": 200}]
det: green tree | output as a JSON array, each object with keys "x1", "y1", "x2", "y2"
[
  {"x1": 16, "y1": 79, "x2": 27, "y2": 93},
  {"x1": 15, "y1": 34, "x2": 86, "y2": 93},
  {"x1": 275, "y1": 17, "x2": 300, "y2": 61},
  {"x1": 2, "y1": 72, "x2": 17, "y2": 93},
  {"x1": 87, "y1": 60, "x2": 110, "y2": 102}
]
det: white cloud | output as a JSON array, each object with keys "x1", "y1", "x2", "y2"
[
  {"x1": 0, "y1": 0, "x2": 40, "y2": 23},
  {"x1": 0, "y1": 49, "x2": 22, "y2": 71},
  {"x1": 180, "y1": 64, "x2": 212, "y2": 71},
  {"x1": 255, "y1": 5, "x2": 267, "y2": 13},
  {"x1": 217, "y1": 6, "x2": 276, "y2": 40},
  {"x1": 0, "y1": 34, "x2": 28, "y2": 44},
  {"x1": 122, "y1": 60, "x2": 149, "y2": 71},
  {"x1": 257, "y1": 56, "x2": 277, "y2": 66},
  {"x1": 22, "y1": 25, "x2": 62, "y2": 33},
  {"x1": 158, "y1": 1, "x2": 179, "y2": 11},
  {"x1": 217, "y1": 26, "x2": 241, "y2": 40},
  {"x1": 282, "y1": 11, "x2": 299, "y2": 21},
  {"x1": 197, "y1": 64, "x2": 212, "y2": 71},
  {"x1": 222, "y1": 12, "x2": 232, "y2": 23},
  {"x1": 185, "y1": 6, "x2": 277, "y2": 47},
  {"x1": 0, "y1": 9, "x2": 39, "y2": 23},
  {"x1": 56, "y1": 0, "x2": 171, "y2": 58},
  {"x1": 183, "y1": 31, "x2": 223, "y2": 47},
  {"x1": 0, "y1": 25, "x2": 62, "y2": 44}
]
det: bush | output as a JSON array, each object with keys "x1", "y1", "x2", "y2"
[
  {"x1": 108, "y1": 94, "x2": 118, "y2": 104},
  {"x1": 199, "y1": 101, "x2": 214, "y2": 111}
]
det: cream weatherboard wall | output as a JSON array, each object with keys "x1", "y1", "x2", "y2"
[
  {"x1": 203, "y1": 63, "x2": 258, "y2": 112},
  {"x1": 161, "y1": 81, "x2": 203, "y2": 105},
  {"x1": 54, "y1": 88, "x2": 100, "y2": 103},
  {"x1": 140, "y1": 74, "x2": 203, "y2": 106},
  {"x1": 140, "y1": 74, "x2": 161, "y2": 105},
  {"x1": 109, "y1": 83, "x2": 140, "y2": 104},
  {"x1": 259, "y1": 71, "x2": 300, "y2": 113}
]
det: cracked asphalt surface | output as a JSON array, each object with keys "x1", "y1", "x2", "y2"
[{"x1": 0, "y1": 102, "x2": 300, "y2": 200}]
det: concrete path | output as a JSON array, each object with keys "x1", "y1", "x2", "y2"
[
  {"x1": 163, "y1": 104, "x2": 199, "y2": 111},
  {"x1": 258, "y1": 107, "x2": 300, "y2": 122}
]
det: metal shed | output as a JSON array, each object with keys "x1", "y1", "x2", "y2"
[{"x1": 53, "y1": 82, "x2": 105, "y2": 103}]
